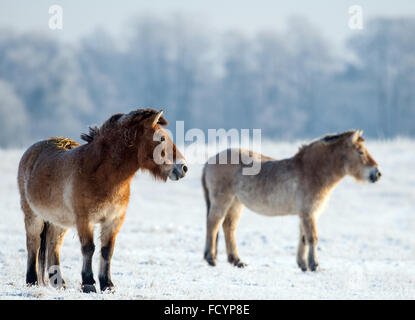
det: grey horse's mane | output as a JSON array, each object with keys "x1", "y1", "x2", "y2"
[{"x1": 297, "y1": 130, "x2": 360, "y2": 154}]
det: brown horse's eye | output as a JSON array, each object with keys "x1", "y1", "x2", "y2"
[
  {"x1": 160, "y1": 136, "x2": 165, "y2": 142},
  {"x1": 358, "y1": 150, "x2": 364, "y2": 155}
]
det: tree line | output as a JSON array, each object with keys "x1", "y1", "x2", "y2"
[{"x1": 0, "y1": 16, "x2": 414, "y2": 147}]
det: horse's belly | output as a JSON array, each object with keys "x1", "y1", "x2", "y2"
[
  {"x1": 234, "y1": 177, "x2": 301, "y2": 217},
  {"x1": 27, "y1": 200, "x2": 76, "y2": 228},
  {"x1": 25, "y1": 176, "x2": 76, "y2": 228},
  {"x1": 237, "y1": 194, "x2": 299, "y2": 217}
]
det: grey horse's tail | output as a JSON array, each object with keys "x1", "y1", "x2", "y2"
[
  {"x1": 201, "y1": 166, "x2": 210, "y2": 216},
  {"x1": 38, "y1": 222, "x2": 49, "y2": 285}
]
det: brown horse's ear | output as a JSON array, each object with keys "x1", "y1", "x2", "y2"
[{"x1": 151, "y1": 110, "x2": 168, "y2": 127}]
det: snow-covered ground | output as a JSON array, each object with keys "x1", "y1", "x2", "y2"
[{"x1": 0, "y1": 140, "x2": 414, "y2": 300}]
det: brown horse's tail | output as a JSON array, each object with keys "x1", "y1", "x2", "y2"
[
  {"x1": 38, "y1": 222, "x2": 49, "y2": 285},
  {"x1": 201, "y1": 166, "x2": 210, "y2": 216}
]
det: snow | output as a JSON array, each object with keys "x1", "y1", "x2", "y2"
[{"x1": 0, "y1": 140, "x2": 414, "y2": 300}]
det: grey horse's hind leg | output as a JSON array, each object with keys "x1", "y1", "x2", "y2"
[
  {"x1": 203, "y1": 162, "x2": 236, "y2": 267},
  {"x1": 296, "y1": 224, "x2": 308, "y2": 272},
  {"x1": 204, "y1": 205, "x2": 226, "y2": 266},
  {"x1": 204, "y1": 194, "x2": 235, "y2": 266},
  {"x1": 46, "y1": 224, "x2": 68, "y2": 288},
  {"x1": 223, "y1": 199, "x2": 246, "y2": 268}
]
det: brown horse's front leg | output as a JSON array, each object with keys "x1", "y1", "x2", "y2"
[
  {"x1": 99, "y1": 213, "x2": 125, "y2": 292},
  {"x1": 77, "y1": 220, "x2": 96, "y2": 293},
  {"x1": 301, "y1": 215, "x2": 319, "y2": 271}
]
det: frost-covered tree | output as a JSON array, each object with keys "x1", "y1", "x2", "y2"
[
  {"x1": 0, "y1": 16, "x2": 414, "y2": 148},
  {"x1": 0, "y1": 80, "x2": 28, "y2": 147},
  {"x1": 348, "y1": 18, "x2": 415, "y2": 137},
  {"x1": 0, "y1": 30, "x2": 93, "y2": 141}
]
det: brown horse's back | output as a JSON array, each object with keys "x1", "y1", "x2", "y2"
[
  {"x1": 18, "y1": 137, "x2": 79, "y2": 190},
  {"x1": 18, "y1": 137, "x2": 80, "y2": 227}
]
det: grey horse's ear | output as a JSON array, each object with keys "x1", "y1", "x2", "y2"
[
  {"x1": 152, "y1": 110, "x2": 164, "y2": 127},
  {"x1": 350, "y1": 130, "x2": 363, "y2": 144}
]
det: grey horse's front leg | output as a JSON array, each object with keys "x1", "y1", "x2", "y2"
[
  {"x1": 296, "y1": 225, "x2": 308, "y2": 272},
  {"x1": 301, "y1": 215, "x2": 319, "y2": 271}
]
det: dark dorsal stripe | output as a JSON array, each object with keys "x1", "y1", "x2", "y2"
[{"x1": 323, "y1": 133, "x2": 344, "y2": 143}]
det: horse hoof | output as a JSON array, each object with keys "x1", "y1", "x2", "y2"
[
  {"x1": 54, "y1": 283, "x2": 67, "y2": 290},
  {"x1": 82, "y1": 284, "x2": 97, "y2": 293},
  {"x1": 102, "y1": 287, "x2": 115, "y2": 294},
  {"x1": 309, "y1": 263, "x2": 320, "y2": 272},
  {"x1": 205, "y1": 257, "x2": 216, "y2": 267},
  {"x1": 229, "y1": 256, "x2": 248, "y2": 268},
  {"x1": 233, "y1": 260, "x2": 247, "y2": 268},
  {"x1": 26, "y1": 282, "x2": 38, "y2": 287},
  {"x1": 228, "y1": 255, "x2": 246, "y2": 268},
  {"x1": 50, "y1": 279, "x2": 66, "y2": 290},
  {"x1": 101, "y1": 285, "x2": 115, "y2": 293},
  {"x1": 297, "y1": 262, "x2": 307, "y2": 272}
]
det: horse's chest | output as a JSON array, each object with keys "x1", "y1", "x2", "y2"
[
  {"x1": 77, "y1": 181, "x2": 130, "y2": 222},
  {"x1": 92, "y1": 203, "x2": 126, "y2": 223}
]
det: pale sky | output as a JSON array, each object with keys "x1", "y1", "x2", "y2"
[{"x1": 1, "y1": 0, "x2": 414, "y2": 48}]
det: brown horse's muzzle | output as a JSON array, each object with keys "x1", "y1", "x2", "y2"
[{"x1": 169, "y1": 163, "x2": 188, "y2": 181}]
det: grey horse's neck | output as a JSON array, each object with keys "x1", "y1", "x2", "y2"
[{"x1": 297, "y1": 145, "x2": 347, "y2": 193}]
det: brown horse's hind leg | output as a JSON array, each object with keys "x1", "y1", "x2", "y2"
[
  {"x1": 223, "y1": 199, "x2": 246, "y2": 268},
  {"x1": 22, "y1": 200, "x2": 44, "y2": 286},
  {"x1": 296, "y1": 224, "x2": 308, "y2": 272},
  {"x1": 76, "y1": 219, "x2": 96, "y2": 293},
  {"x1": 98, "y1": 213, "x2": 125, "y2": 292},
  {"x1": 46, "y1": 224, "x2": 68, "y2": 289}
]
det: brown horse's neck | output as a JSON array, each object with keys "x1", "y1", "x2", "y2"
[
  {"x1": 298, "y1": 143, "x2": 346, "y2": 192},
  {"x1": 82, "y1": 137, "x2": 140, "y2": 189}
]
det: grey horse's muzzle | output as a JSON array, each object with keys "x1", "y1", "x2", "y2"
[{"x1": 369, "y1": 167, "x2": 382, "y2": 183}]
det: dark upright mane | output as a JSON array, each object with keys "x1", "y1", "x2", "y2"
[
  {"x1": 296, "y1": 130, "x2": 357, "y2": 156},
  {"x1": 80, "y1": 108, "x2": 167, "y2": 143},
  {"x1": 80, "y1": 126, "x2": 100, "y2": 143}
]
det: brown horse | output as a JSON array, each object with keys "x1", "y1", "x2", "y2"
[
  {"x1": 202, "y1": 130, "x2": 381, "y2": 271},
  {"x1": 18, "y1": 108, "x2": 187, "y2": 293}
]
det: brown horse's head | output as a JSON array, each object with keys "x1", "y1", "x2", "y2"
[
  {"x1": 81, "y1": 108, "x2": 187, "y2": 181},
  {"x1": 124, "y1": 109, "x2": 187, "y2": 181},
  {"x1": 341, "y1": 130, "x2": 381, "y2": 183}
]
